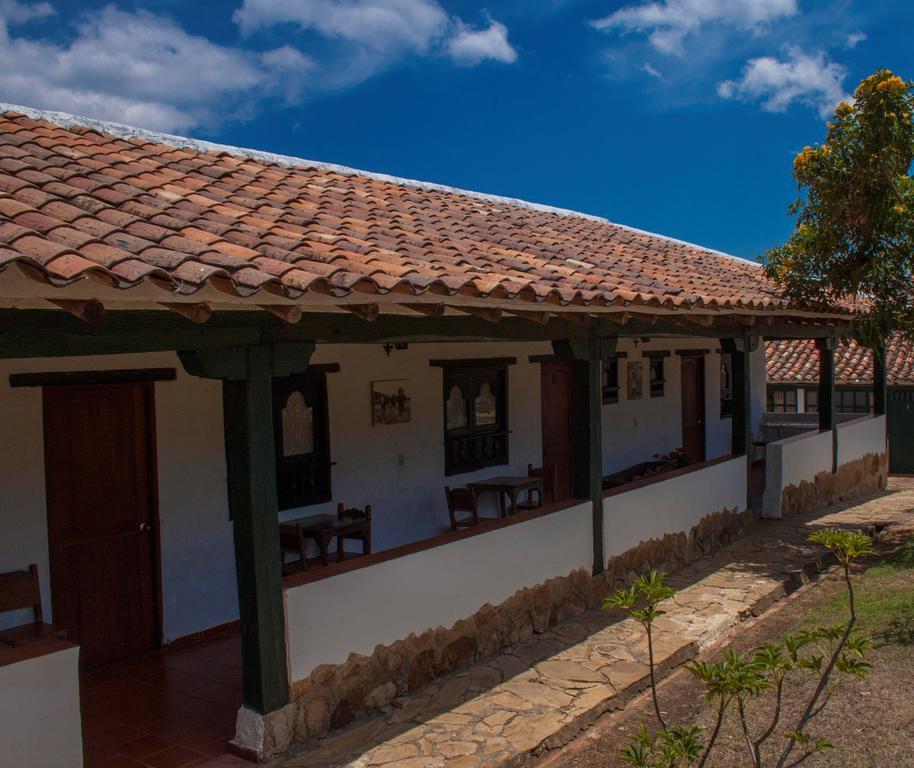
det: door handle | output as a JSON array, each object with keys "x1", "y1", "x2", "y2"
[{"x1": 139, "y1": 522, "x2": 151, "y2": 533}]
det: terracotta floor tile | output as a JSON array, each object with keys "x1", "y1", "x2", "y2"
[
  {"x1": 86, "y1": 722, "x2": 145, "y2": 749},
  {"x1": 140, "y1": 745, "x2": 209, "y2": 768},
  {"x1": 78, "y1": 630, "x2": 242, "y2": 767},
  {"x1": 84, "y1": 741, "x2": 117, "y2": 767},
  {"x1": 97, "y1": 757, "x2": 149, "y2": 768},
  {"x1": 118, "y1": 734, "x2": 172, "y2": 759}
]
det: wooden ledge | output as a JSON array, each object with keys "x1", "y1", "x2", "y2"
[
  {"x1": 283, "y1": 497, "x2": 588, "y2": 589},
  {"x1": 602, "y1": 454, "x2": 738, "y2": 499},
  {"x1": 0, "y1": 638, "x2": 77, "y2": 669}
]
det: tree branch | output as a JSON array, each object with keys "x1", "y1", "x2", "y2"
[{"x1": 777, "y1": 563, "x2": 856, "y2": 768}]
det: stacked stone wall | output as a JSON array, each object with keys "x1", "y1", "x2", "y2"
[{"x1": 780, "y1": 452, "x2": 888, "y2": 518}]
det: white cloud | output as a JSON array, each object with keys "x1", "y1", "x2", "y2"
[
  {"x1": 235, "y1": 0, "x2": 449, "y2": 54},
  {"x1": 592, "y1": 0, "x2": 798, "y2": 56},
  {"x1": 447, "y1": 19, "x2": 517, "y2": 65},
  {"x1": 642, "y1": 62, "x2": 663, "y2": 79},
  {"x1": 0, "y1": 0, "x2": 53, "y2": 25},
  {"x1": 0, "y1": 7, "x2": 312, "y2": 133},
  {"x1": 235, "y1": 0, "x2": 518, "y2": 75},
  {"x1": 717, "y1": 47, "x2": 849, "y2": 117},
  {"x1": 846, "y1": 31, "x2": 866, "y2": 48}
]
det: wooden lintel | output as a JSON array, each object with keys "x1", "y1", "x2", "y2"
[
  {"x1": 450, "y1": 306, "x2": 502, "y2": 323},
  {"x1": 399, "y1": 303, "x2": 445, "y2": 317},
  {"x1": 507, "y1": 310, "x2": 552, "y2": 325},
  {"x1": 341, "y1": 303, "x2": 379, "y2": 322},
  {"x1": 49, "y1": 298, "x2": 104, "y2": 325},
  {"x1": 161, "y1": 302, "x2": 211, "y2": 324},
  {"x1": 259, "y1": 304, "x2": 302, "y2": 324}
]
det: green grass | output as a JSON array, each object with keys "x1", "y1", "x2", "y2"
[{"x1": 791, "y1": 537, "x2": 914, "y2": 647}]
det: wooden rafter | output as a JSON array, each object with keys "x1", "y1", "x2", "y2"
[
  {"x1": 161, "y1": 302, "x2": 211, "y2": 324},
  {"x1": 260, "y1": 305, "x2": 302, "y2": 324},
  {"x1": 399, "y1": 303, "x2": 446, "y2": 317},
  {"x1": 49, "y1": 298, "x2": 105, "y2": 325},
  {"x1": 506, "y1": 310, "x2": 553, "y2": 325},
  {"x1": 341, "y1": 303, "x2": 380, "y2": 322},
  {"x1": 449, "y1": 305, "x2": 502, "y2": 323}
]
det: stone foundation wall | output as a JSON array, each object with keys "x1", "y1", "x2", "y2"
[
  {"x1": 254, "y1": 504, "x2": 751, "y2": 758},
  {"x1": 780, "y1": 452, "x2": 888, "y2": 518}
]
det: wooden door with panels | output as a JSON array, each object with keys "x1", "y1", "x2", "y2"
[
  {"x1": 540, "y1": 360, "x2": 575, "y2": 502},
  {"x1": 680, "y1": 355, "x2": 706, "y2": 465},
  {"x1": 43, "y1": 382, "x2": 160, "y2": 669}
]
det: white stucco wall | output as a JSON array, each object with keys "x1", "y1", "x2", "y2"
[
  {"x1": 603, "y1": 456, "x2": 748, "y2": 560},
  {"x1": 292, "y1": 341, "x2": 551, "y2": 549},
  {"x1": 0, "y1": 352, "x2": 237, "y2": 640},
  {"x1": 284, "y1": 499, "x2": 592, "y2": 680},
  {"x1": 836, "y1": 415, "x2": 886, "y2": 465},
  {"x1": 762, "y1": 429, "x2": 834, "y2": 518},
  {"x1": 600, "y1": 338, "x2": 736, "y2": 473},
  {"x1": 0, "y1": 643, "x2": 83, "y2": 768},
  {"x1": 0, "y1": 335, "x2": 764, "y2": 640}
]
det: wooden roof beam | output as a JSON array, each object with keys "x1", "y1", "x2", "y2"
[
  {"x1": 49, "y1": 298, "x2": 105, "y2": 325},
  {"x1": 260, "y1": 304, "x2": 302, "y2": 324},
  {"x1": 449, "y1": 305, "x2": 502, "y2": 323},
  {"x1": 161, "y1": 302, "x2": 211, "y2": 324},
  {"x1": 398, "y1": 303, "x2": 446, "y2": 317},
  {"x1": 341, "y1": 303, "x2": 380, "y2": 322},
  {"x1": 506, "y1": 310, "x2": 553, "y2": 325}
]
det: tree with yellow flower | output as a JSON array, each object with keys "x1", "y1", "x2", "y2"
[{"x1": 766, "y1": 70, "x2": 914, "y2": 345}]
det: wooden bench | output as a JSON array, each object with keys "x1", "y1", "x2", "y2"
[{"x1": 0, "y1": 564, "x2": 66, "y2": 647}]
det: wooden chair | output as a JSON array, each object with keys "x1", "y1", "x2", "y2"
[
  {"x1": 445, "y1": 486, "x2": 479, "y2": 531},
  {"x1": 515, "y1": 464, "x2": 558, "y2": 512},
  {"x1": 0, "y1": 564, "x2": 66, "y2": 647},
  {"x1": 336, "y1": 503, "x2": 372, "y2": 562}
]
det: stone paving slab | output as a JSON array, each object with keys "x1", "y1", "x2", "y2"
[{"x1": 276, "y1": 481, "x2": 914, "y2": 768}]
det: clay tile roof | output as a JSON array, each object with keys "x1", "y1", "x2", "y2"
[
  {"x1": 766, "y1": 335, "x2": 914, "y2": 386},
  {"x1": 0, "y1": 104, "x2": 856, "y2": 314}
]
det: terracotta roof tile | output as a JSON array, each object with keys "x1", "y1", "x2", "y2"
[
  {"x1": 767, "y1": 335, "x2": 914, "y2": 386},
  {"x1": 0, "y1": 108, "x2": 858, "y2": 314}
]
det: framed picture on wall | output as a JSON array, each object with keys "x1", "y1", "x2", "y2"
[
  {"x1": 371, "y1": 379, "x2": 411, "y2": 426},
  {"x1": 627, "y1": 360, "x2": 644, "y2": 400}
]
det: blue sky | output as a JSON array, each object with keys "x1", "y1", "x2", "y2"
[{"x1": 0, "y1": 0, "x2": 912, "y2": 260}]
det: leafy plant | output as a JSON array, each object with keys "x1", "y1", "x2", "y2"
[
  {"x1": 606, "y1": 528, "x2": 874, "y2": 768},
  {"x1": 764, "y1": 70, "x2": 914, "y2": 346}
]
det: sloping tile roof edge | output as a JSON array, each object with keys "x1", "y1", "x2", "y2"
[{"x1": 0, "y1": 102, "x2": 758, "y2": 269}]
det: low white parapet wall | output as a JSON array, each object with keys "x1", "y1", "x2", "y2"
[
  {"x1": 763, "y1": 416, "x2": 887, "y2": 519},
  {"x1": 283, "y1": 499, "x2": 593, "y2": 682},
  {"x1": 837, "y1": 415, "x2": 887, "y2": 466},
  {"x1": 602, "y1": 456, "x2": 748, "y2": 562},
  {"x1": 0, "y1": 640, "x2": 83, "y2": 768}
]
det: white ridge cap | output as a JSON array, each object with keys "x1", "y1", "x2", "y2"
[{"x1": 0, "y1": 102, "x2": 760, "y2": 267}]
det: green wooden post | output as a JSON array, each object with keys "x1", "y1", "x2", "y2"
[
  {"x1": 815, "y1": 337, "x2": 837, "y2": 472},
  {"x1": 179, "y1": 342, "x2": 314, "y2": 715},
  {"x1": 553, "y1": 336, "x2": 614, "y2": 575},
  {"x1": 873, "y1": 339, "x2": 888, "y2": 417},
  {"x1": 721, "y1": 335, "x2": 756, "y2": 508}
]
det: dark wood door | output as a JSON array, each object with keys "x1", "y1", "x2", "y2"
[
  {"x1": 889, "y1": 389, "x2": 914, "y2": 473},
  {"x1": 540, "y1": 361, "x2": 575, "y2": 501},
  {"x1": 680, "y1": 356, "x2": 706, "y2": 465},
  {"x1": 43, "y1": 383, "x2": 159, "y2": 668}
]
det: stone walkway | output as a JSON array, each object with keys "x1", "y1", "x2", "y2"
[{"x1": 276, "y1": 480, "x2": 914, "y2": 768}]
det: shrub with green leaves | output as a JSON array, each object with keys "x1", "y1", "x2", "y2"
[{"x1": 605, "y1": 528, "x2": 873, "y2": 768}]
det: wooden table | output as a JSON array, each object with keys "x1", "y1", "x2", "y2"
[
  {"x1": 467, "y1": 475, "x2": 544, "y2": 518},
  {"x1": 280, "y1": 514, "x2": 371, "y2": 568}
]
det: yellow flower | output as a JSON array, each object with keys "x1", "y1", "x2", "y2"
[{"x1": 894, "y1": 204, "x2": 906, "y2": 214}]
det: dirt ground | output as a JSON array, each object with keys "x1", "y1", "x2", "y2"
[{"x1": 534, "y1": 530, "x2": 914, "y2": 768}]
